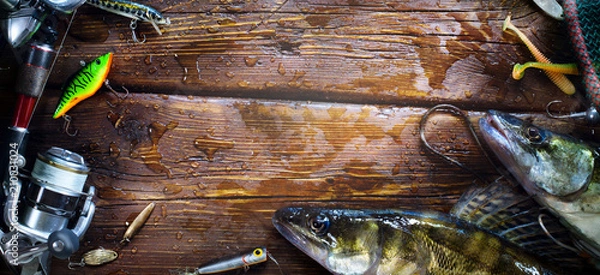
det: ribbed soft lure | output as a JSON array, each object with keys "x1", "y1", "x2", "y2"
[
  {"x1": 503, "y1": 15, "x2": 576, "y2": 95},
  {"x1": 512, "y1": 62, "x2": 579, "y2": 80},
  {"x1": 53, "y1": 52, "x2": 113, "y2": 119}
]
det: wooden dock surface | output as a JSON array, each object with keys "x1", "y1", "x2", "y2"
[{"x1": 0, "y1": 0, "x2": 597, "y2": 274}]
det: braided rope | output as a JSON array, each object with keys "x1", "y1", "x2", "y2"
[{"x1": 563, "y1": 0, "x2": 600, "y2": 108}]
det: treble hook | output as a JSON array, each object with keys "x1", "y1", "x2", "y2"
[
  {"x1": 62, "y1": 114, "x2": 79, "y2": 137},
  {"x1": 545, "y1": 100, "x2": 600, "y2": 125},
  {"x1": 104, "y1": 80, "x2": 130, "y2": 100},
  {"x1": 130, "y1": 19, "x2": 146, "y2": 43}
]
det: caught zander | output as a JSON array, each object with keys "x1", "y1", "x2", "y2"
[
  {"x1": 273, "y1": 206, "x2": 562, "y2": 275},
  {"x1": 479, "y1": 110, "x2": 600, "y2": 260}
]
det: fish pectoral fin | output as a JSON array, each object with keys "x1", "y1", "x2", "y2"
[{"x1": 451, "y1": 179, "x2": 588, "y2": 269}]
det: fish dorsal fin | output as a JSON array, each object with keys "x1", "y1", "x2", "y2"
[{"x1": 451, "y1": 178, "x2": 588, "y2": 270}]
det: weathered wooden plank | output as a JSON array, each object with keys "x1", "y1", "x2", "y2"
[
  {"x1": 33, "y1": 0, "x2": 584, "y2": 111},
  {"x1": 0, "y1": 0, "x2": 596, "y2": 274},
  {"x1": 4, "y1": 91, "x2": 585, "y2": 274}
]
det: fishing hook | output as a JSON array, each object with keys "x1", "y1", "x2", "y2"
[
  {"x1": 104, "y1": 80, "x2": 130, "y2": 100},
  {"x1": 104, "y1": 80, "x2": 130, "y2": 108},
  {"x1": 419, "y1": 104, "x2": 503, "y2": 184},
  {"x1": 545, "y1": 100, "x2": 600, "y2": 125},
  {"x1": 537, "y1": 214, "x2": 580, "y2": 254},
  {"x1": 62, "y1": 114, "x2": 79, "y2": 137},
  {"x1": 130, "y1": 19, "x2": 146, "y2": 43}
]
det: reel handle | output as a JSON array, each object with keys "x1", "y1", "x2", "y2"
[{"x1": 47, "y1": 228, "x2": 79, "y2": 259}]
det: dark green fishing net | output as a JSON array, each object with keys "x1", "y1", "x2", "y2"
[{"x1": 564, "y1": 0, "x2": 600, "y2": 107}]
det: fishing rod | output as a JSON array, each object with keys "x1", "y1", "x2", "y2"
[{"x1": 0, "y1": 1, "x2": 97, "y2": 274}]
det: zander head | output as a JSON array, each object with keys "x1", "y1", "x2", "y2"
[
  {"x1": 273, "y1": 207, "x2": 385, "y2": 275},
  {"x1": 479, "y1": 110, "x2": 595, "y2": 198}
]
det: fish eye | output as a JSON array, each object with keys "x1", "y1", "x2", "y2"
[
  {"x1": 307, "y1": 215, "x2": 330, "y2": 235},
  {"x1": 253, "y1": 248, "x2": 263, "y2": 257},
  {"x1": 525, "y1": 126, "x2": 542, "y2": 143},
  {"x1": 95, "y1": 59, "x2": 102, "y2": 65}
]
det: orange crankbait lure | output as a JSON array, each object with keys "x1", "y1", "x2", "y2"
[{"x1": 53, "y1": 52, "x2": 113, "y2": 119}]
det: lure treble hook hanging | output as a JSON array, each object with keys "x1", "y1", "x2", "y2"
[
  {"x1": 62, "y1": 114, "x2": 79, "y2": 137},
  {"x1": 130, "y1": 19, "x2": 146, "y2": 43}
]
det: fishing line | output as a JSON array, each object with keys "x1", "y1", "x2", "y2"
[
  {"x1": 267, "y1": 251, "x2": 286, "y2": 275},
  {"x1": 537, "y1": 214, "x2": 580, "y2": 254},
  {"x1": 28, "y1": 9, "x2": 78, "y2": 127},
  {"x1": 419, "y1": 104, "x2": 502, "y2": 184},
  {"x1": 249, "y1": 0, "x2": 290, "y2": 32}
]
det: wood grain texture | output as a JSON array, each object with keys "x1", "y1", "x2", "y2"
[
  {"x1": 0, "y1": 0, "x2": 597, "y2": 274},
  {"x1": 30, "y1": 0, "x2": 584, "y2": 110},
  {"x1": 7, "y1": 91, "x2": 590, "y2": 274}
]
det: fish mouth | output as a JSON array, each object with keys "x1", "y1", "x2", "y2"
[
  {"x1": 479, "y1": 111, "x2": 527, "y2": 177},
  {"x1": 272, "y1": 207, "x2": 329, "y2": 269},
  {"x1": 479, "y1": 110, "x2": 514, "y2": 154},
  {"x1": 479, "y1": 111, "x2": 544, "y2": 195}
]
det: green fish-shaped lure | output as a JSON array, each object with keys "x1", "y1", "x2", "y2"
[{"x1": 53, "y1": 52, "x2": 113, "y2": 119}]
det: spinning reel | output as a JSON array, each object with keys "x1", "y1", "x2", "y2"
[{"x1": 0, "y1": 0, "x2": 96, "y2": 274}]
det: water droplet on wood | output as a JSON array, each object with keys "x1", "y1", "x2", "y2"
[
  {"x1": 217, "y1": 17, "x2": 236, "y2": 25},
  {"x1": 163, "y1": 184, "x2": 183, "y2": 195},
  {"x1": 161, "y1": 204, "x2": 167, "y2": 218},
  {"x1": 277, "y1": 63, "x2": 286, "y2": 75},
  {"x1": 109, "y1": 142, "x2": 121, "y2": 158},
  {"x1": 244, "y1": 56, "x2": 259, "y2": 67},
  {"x1": 237, "y1": 80, "x2": 249, "y2": 87},
  {"x1": 464, "y1": 90, "x2": 473, "y2": 98}
]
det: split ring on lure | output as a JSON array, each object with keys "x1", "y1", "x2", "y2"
[{"x1": 53, "y1": 52, "x2": 113, "y2": 119}]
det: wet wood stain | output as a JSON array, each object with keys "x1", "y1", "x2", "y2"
[
  {"x1": 5, "y1": 0, "x2": 595, "y2": 274},
  {"x1": 193, "y1": 135, "x2": 234, "y2": 161}
]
